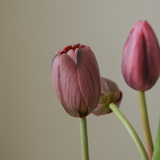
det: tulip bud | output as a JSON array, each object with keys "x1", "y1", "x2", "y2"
[
  {"x1": 121, "y1": 20, "x2": 160, "y2": 91},
  {"x1": 92, "y1": 77, "x2": 122, "y2": 116},
  {"x1": 51, "y1": 44, "x2": 101, "y2": 118}
]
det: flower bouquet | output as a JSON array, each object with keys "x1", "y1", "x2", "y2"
[{"x1": 51, "y1": 20, "x2": 160, "y2": 160}]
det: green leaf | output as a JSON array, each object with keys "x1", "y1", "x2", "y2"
[{"x1": 152, "y1": 117, "x2": 160, "y2": 160}]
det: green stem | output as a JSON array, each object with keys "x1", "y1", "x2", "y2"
[
  {"x1": 79, "y1": 117, "x2": 89, "y2": 160},
  {"x1": 138, "y1": 91, "x2": 154, "y2": 160},
  {"x1": 109, "y1": 103, "x2": 149, "y2": 160}
]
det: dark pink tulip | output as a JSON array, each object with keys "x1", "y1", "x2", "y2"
[
  {"x1": 51, "y1": 44, "x2": 101, "y2": 118},
  {"x1": 93, "y1": 77, "x2": 122, "y2": 116},
  {"x1": 121, "y1": 20, "x2": 160, "y2": 91}
]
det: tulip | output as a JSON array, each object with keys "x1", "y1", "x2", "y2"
[
  {"x1": 121, "y1": 20, "x2": 160, "y2": 91},
  {"x1": 51, "y1": 44, "x2": 101, "y2": 118},
  {"x1": 93, "y1": 77, "x2": 122, "y2": 116}
]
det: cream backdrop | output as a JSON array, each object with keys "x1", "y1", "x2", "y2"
[{"x1": 1, "y1": 1, "x2": 160, "y2": 160}]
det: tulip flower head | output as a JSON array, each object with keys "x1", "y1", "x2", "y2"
[
  {"x1": 51, "y1": 44, "x2": 101, "y2": 118},
  {"x1": 121, "y1": 20, "x2": 160, "y2": 91},
  {"x1": 93, "y1": 77, "x2": 122, "y2": 116}
]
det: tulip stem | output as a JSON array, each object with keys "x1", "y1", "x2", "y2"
[
  {"x1": 138, "y1": 91, "x2": 154, "y2": 160},
  {"x1": 79, "y1": 117, "x2": 89, "y2": 160},
  {"x1": 109, "y1": 103, "x2": 149, "y2": 160}
]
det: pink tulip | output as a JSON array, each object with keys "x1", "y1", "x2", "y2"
[
  {"x1": 51, "y1": 44, "x2": 101, "y2": 118},
  {"x1": 121, "y1": 20, "x2": 160, "y2": 91},
  {"x1": 93, "y1": 77, "x2": 122, "y2": 116}
]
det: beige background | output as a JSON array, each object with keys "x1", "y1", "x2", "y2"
[{"x1": 1, "y1": 0, "x2": 160, "y2": 160}]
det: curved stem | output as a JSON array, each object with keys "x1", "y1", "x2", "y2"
[
  {"x1": 109, "y1": 103, "x2": 149, "y2": 160},
  {"x1": 79, "y1": 117, "x2": 89, "y2": 160},
  {"x1": 138, "y1": 91, "x2": 154, "y2": 160}
]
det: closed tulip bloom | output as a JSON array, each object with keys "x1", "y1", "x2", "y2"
[
  {"x1": 51, "y1": 44, "x2": 101, "y2": 118},
  {"x1": 93, "y1": 77, "x2": 122, "y2": 116},
  {"x1": 121, "y1": 20, "x2": 160, "y2": 91}
]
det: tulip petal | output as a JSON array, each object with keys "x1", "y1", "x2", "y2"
[
  {"x1": 51, "y1": 53, "x2": 89, "y2": 117},
  {"x1": 77, "y1": 46, "x2": 101, "y2": 114}
]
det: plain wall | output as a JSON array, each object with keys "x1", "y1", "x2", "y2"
[{"x1": 1, "y1": 0, "x2": 160, "y2": 160}]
